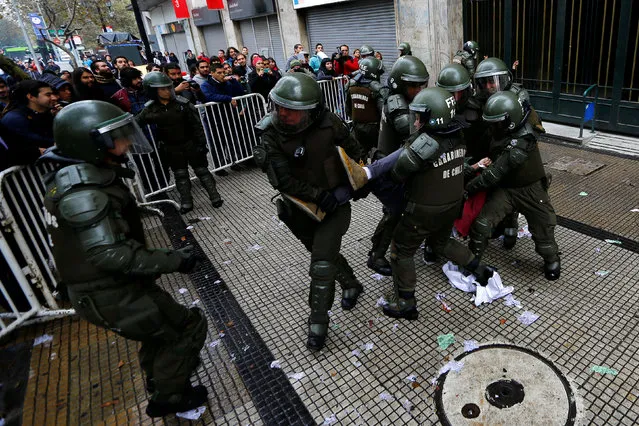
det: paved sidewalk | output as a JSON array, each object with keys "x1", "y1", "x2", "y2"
[{"x1": 2, "y1": 141, "x2": 639, "y2": 425}]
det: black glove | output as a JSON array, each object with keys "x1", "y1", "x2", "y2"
[
  {"x1": 317, "y1": 191, "x2": 338, "y2": 214},
  {"x1": 177, "y1": 246, "x2": 201, "y2": 273}
]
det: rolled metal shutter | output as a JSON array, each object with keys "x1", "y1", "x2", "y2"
[
  {"x1": 173, "y1": 32, "x2": 190, "y2": 70},
  {"x1": 202, "y1": 25, "x2": 226, "y2": 56},
  {"x1": 240, "y1": 17, "x2": 286, "y2": 69},
  {"x1": 266, "y1": 16, "x2": 285, "y2": 71},
  {"x1": 306, "y1": 0, "x2": 397, "y2": 81},
  {"x1": 240, "y1": 20, "x2": 257, "y2": 55}
]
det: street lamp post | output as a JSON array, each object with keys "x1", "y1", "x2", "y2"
[{"x1": 9, "y1": 0, "x2": 43, "y2": 73}]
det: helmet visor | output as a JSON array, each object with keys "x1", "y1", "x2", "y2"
[
  {"x1": 270, "y1": 103, "x2": 312, "y2": 135},
  {"x1": 409, "y1": 108, "x2": 431, "y2": 135},
  {"x1": 452, "y1": 87, "x2": 471, "y2": 111},
  {"x1": 475, "y1": 74, "x2": 510, "y2": 98},
  {"x1": 96, "y1": 114, "x2": 153, "y2": 155}
]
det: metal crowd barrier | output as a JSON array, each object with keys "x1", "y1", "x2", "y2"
[
  {"x1": 131, "y1": 93, "x2": 268, "y2": 201},
  {"x1": 318, "y1": 76, "x2": 350, "y2": 122},
  {"x1": 0, "y1": 163, "x2": 75, "y2": 338}
]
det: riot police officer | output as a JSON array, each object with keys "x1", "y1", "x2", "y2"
[
  {"x1": 398, "y1": 42, "x2": 412, "y2": 57},
  {"x1": 467, "y1": 57, "x2": 542, "y2": 249},
  {"x1": 419, "y1": 63, "x2": 476, "y2": 264},
  {"x1": 359, "y1": 44, "x2": 375, "y2": 59},
  {"x1": 254, "y1": 73, "x2": 365, "y2": 351},
  {"x1": 368, "y1": 56, "x2": 429, "y2": 276},
  {"x1": 41, "y1": 100, "x2": 208, "y2": 417},
  {"x1": 383, "y1": 88, "x2": 494, "y2": 319},
  {"x1": 466, "y1": 91, "x2": 560, "y2": 280},
  {"x1": 345, "y1": 56, "x2": 386, "y2": 156},
  {"x1": 137, "y1": 71, "x2": 223, "y2": 213},
  {"x1": 453, "y1": 40, "x2": 480, "y2": 76}
]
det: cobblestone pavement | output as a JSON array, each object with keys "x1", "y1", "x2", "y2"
[{"x1": 3, "y1": 141, "x2": 639, "y2": 425}]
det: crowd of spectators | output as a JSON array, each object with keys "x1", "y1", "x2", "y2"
[{"x1": 1, "y1": 41, "x2": 371, "y2": 172}]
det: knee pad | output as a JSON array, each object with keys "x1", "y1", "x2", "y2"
[
  {"x1": 472, "y1": 217, "x2": 492, "y2": 239},
  {"x1": 193, "y1": 167, "x2": 210, "y2": 178}
]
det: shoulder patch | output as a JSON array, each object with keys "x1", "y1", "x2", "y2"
[
  {"x1": 144, "y1": 100, "x2": 155, "y2": 107},
  {"x1": 175, "y1": 95, "x2": 190, "y2": 104}
]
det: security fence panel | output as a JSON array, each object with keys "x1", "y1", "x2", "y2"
[
  {"x1": 130, "y1": 93, "x2": 268, "y2": 200},
  {"x1": 318, "y1": 77, "x2": 349, "y2": 122},
  {"x1": 0, "y1": 165, "x2": 76, "y2": 338}
]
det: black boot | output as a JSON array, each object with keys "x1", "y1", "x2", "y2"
[
  {"x1": 367, "y1": 252, "x2": 392, "y2": 276},
  {"x1": 466, "y1": 257, "x2": 497, "y2": 287},
  {"x1": 194, "y1": 167, "x2": 223, "y2": 208},
  {"x1": 145, "y1": 385, "x2": 208, "y2": 418},
  {"x1": 422, "y1": 244, "x2": 438, "y2": 264},
  {"x1": 336, "y1": 254, "x2": 363, "y2": 310},
  {"x1": 307, "y1": 322, "x2": 328, "y2": 351},
  {"x1": 502, "y1": 228, "x2": 517, "y2": 249},
  {"x1": 544, "y1": 258, "x2": 561, "y2": 280},
  {"x1": 382, "y1": 290, "x2": 419, "y2": 320},
  {"x1": 174, "y1": 169, "x2": 193, "y2": 214}
]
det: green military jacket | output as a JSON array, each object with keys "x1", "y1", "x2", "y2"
[
  {"x1": 43, "y1": 161, "x2": 186, "y2": 286},
  {"x1": 136, "y1": 96, "x2": 206, "y2": 148},
  {"x1": 258, "y1": 109, "x2": 364, "y2": 202}
]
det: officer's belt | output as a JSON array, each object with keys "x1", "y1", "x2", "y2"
[{"x1": 405, "y1": 200, "x2": 462, "y2": 215}]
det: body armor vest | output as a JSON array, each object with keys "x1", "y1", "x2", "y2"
[
  {"x1": 349, "y1": 85, "x2": 380, "y2": 123},
  {"x1": 279, "y1": 116, "x2": 348, "y2": 191},
  {"x1": 406, "y1": 133, "x2": 466, "y2": 206},
  {"x1": 143, "y1": 101, "x2": 192, "y2": 146},
  {"x1": 44, "y1": 168, "x2": 145, "y2": 285}
]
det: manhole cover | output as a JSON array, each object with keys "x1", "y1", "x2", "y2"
[{"x1": 434, "y1": 344, "x2": 577, "y2": 425}]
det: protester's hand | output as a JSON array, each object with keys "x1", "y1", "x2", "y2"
[
  {"x1": 317, "y1": 191, "x2": 338, "y2": 214},
  {"x1": 175, "y1": 81, "x2": 190, "y2": 93},
  {"x1": 39, "y1": 147, "x2": 46, "y2": 155},
  {"x1": 231, "y1": 99, "x2": 238, "y2": 107},
  {"x1": 478, "y1": 157, "x2": 492, "y2": 168}
]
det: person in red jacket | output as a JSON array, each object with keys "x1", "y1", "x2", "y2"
[{"x1": 333, "y1": 45, "x2": 359, "y2": 77}]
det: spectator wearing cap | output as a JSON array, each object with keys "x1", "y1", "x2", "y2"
[
  {"x1": 44, "y1": 59, "x2": 61, "y2": 74},
  {"x1": 39, "y1": 71, "x2": 74, "y2": 105},
  {"x1": 287, "y1": 60, "x2": 316, "y2": 79}
]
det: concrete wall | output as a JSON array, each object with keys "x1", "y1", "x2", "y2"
[
  {"x1": 275, "y1": 0, "x2": 309, "y2": 58},
  {"x1": 219, "y1": 0, "x2": 243, "y2": 50},
  {"x1": 395, "y1": 0, "x2": 463, "y2": 85}
]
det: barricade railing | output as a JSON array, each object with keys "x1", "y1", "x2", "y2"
[
  {"x1": 0, "y1": 164, "x2": 75, "y2": 338},
  {"x1": 318, "y1": 76, "x2": 350, "y2": 122},
  {"x1": 131, "y1": 93, "x2": 268, "y2": 201}
]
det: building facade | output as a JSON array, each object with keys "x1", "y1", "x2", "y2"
[{"x1": 134, "y1": 0, "x2": 637, "y2": 135}]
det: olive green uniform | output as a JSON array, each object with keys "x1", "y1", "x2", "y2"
[
  {"x1": 43, "y1": 162, "x2": 207, "y2": 403},
  {"x1": 466, "y1": 123, "x2": 559, "y2": 265},
  {"x1": 390, "y1": 132, "x2": 476, "y2": 298},
  {"x1": 257, "y1": 110, "x2": 364, "y2": 333},
  {"x1": 453, "y1": 50, "x2": 477, "y2": 76},
  {"x1": 136, "y1": 96, "x2": 221, "y2": 209},
  {"x1": 345, "y1": 78, "x2": 385, "y2": 155}
]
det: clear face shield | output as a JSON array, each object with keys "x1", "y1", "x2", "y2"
[
  {"x1": 452, "y1": 86, "x2": 471, "y2": 111},
  {"x1": 475, "y1": 73, "x2": 511, "y2": 99},
  {"x1": 404, "y1": 80, "x2": 428, "y2": 102},
  {"x1": 409, "y1": 108, "x2": 431, "y2": 135},
  {"x1": 93, "y1": 113, "x2": 153, "y2": 157},
  {"x1": 152, "y1": 84, "x2": 176, "y2": 101},
  {"x1": 270, "y1": 102, "x2": 313, "y2": 135}
]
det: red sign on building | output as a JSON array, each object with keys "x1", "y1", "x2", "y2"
[
  {"x1": 206, "y1": 0, "x2": 224, "y2": 9},
  {"x1": 172, "y1": 0, "x2": 190, "y2": 19}
]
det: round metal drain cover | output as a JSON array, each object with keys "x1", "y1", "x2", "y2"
[{"x1": 434, "y1": 344, "x2": 577, "y2": 425}]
